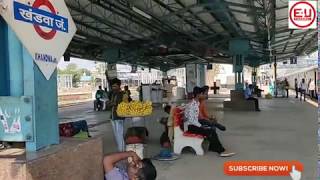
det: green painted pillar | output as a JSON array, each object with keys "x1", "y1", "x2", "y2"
[
  {"x1": 197, "y1": 64, "x2": 206, "y2": 87},
  {"x1": 273, "y1": 57, "x2": 278, "y2": 97},
  {"x1": 252, "y1": 67, "x2": 257, "y2": 86},
  {"x1": 0, "y1": 18, "x2": 59, "y2": 151},
  {"x1": 229, "y1": 39, "x2": 250, "y2": 91}
]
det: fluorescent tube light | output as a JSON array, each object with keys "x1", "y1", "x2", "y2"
[
  {"x1": 70, "y1": 52, "x2": 83, "y2": 58},
  {"x1": 74, "y1": 34, "x2": 87, "y2": 40},
  {"x1": 132, "y1": 6, "x2": 152, "y2": 20}
]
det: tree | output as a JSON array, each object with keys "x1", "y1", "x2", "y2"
[
  {"x1": 65, "y1": 63, "x2": 78, "y2": 72},
  {"x1": 79, "y1": 68, "x2": 91, "y2": 76},
  {"x1": 57, "y1": 63, "x2": 91, "y2": 87}
]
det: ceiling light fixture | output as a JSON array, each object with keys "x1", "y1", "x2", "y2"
[
  {"x1": 74, "y1": 34, "x2": 87, "y2": 40},
  {"x1": 70, "y1": 52, "x2": 83, "y2": 58},
  {"x1": 132, "y1": 6, "x2": 152, "y2": 19}
]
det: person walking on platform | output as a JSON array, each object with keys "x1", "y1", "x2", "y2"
[
  {"x1": 309, "y1": 79, "x2": 315, "y2": 99},
  {"x1": 294, "y1": 78, "x2": 299, "y2": 98},
  {"x1": 284, "y1": 78, "x2": 289, "y2": 98},
  {"x1": 299, "y1": 78, "x2": 307, "y2": 101}
]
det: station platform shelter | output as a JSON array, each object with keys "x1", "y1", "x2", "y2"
[{"x1": 0, "y1": 0, "x2": 318, "y2": 179}]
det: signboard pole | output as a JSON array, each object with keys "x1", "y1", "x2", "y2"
[{"x1": 0, "y1": 21, "x2": 59, "y2": 151}]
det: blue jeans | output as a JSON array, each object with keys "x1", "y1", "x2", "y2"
[{"x1": 111, "y1": 120, "x2": 125, "y2": 151}]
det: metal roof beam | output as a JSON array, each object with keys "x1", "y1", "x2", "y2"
[
  {"x1": 247, "y1": 0, "x2": 266, "y2": 37},
  {"x1": 66, "y1": 2, "x2": 144, "y2": 39},
  {"x1": 281, "y1": 30, "x2": 293, "y2": 53},
  {"x1": 274, "y1": 31, "x2": 315, "y2": 44},
  {"x1": 73, "y1": 19, "x2": 126, "y2": 42},
  {"x1": 226, "y1": 1, "x2": 264, "y2": 10},
  {"x1": 159, "y1": 3, "x2": 213, "y2": 20},
  {"x1": 152, "y1": 0, "x2": 207, "y2": 38},
  {"x1": 98, "y1": 0, "x2": 166, "y2": 34},
  {"x1": 296, "y1": 33, "x2": 317, "y2": 55},
  {"x1": 293, "y1": 32, "x2": 309, "y2": 51},
  {"x1": 174, "y1": 0, "x2": 217, "y2": 34}
]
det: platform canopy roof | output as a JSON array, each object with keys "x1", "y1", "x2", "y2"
[{"x1": 65, "y1": 0, "x2": 317, "y2": 70}]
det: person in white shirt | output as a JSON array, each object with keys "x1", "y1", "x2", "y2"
[
  {"x1": 308, "y1": 79, "x2": 315, "y2": 99},
  {"x1": 184, "y1": 87, "x2": 235, "y2": 157},
  {"x1": 299, "y1": 78, "x2": 307, "y2": 101}
]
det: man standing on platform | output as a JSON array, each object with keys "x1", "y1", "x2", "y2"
[
  {"x1": 294, "y1": 78, "x2": 299, "y2": 98},
  {"x1": 299, "y1": 78, "x2": 307, "y2": 101},
  {"x1": 107, "y1": 78, "x2": 125, "y2": 151}
]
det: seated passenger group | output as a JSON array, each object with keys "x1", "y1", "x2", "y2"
[{"x1": 184, "y1": 86, "x2": 235, "y2": 157}]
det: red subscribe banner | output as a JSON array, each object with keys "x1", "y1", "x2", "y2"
[{"x1": 224, "y1": 161, "x2": 303, "y2": 176}]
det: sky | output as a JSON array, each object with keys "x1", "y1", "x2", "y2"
[{"x1": 57, "y1": 57, "x2": 97, "y2": 71}]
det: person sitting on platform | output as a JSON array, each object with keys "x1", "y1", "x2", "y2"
[
  {"x1": 199, "y1": 87, "x2": 226, "y2": 131},
  {"x1": 244, "y1": 83, "x2": 260, "y2": 111},
  {"x1": 184, "y1": 87, "x2": 235, "y2": 157},
  {"x1": 104, "y1": 151, "x2": 157, "y2": 180},
  {"x1": 94, "y1": 86, "x2": 105, "y2": 111},
  {"x1": 159, "y1": 105, "x2": 174, "y2": 147},
  {"x1": 203, "y1": 85, "x2": 209, "y2": 99}
]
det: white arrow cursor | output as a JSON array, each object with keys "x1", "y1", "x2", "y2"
[{"x1": 290, "y1": 166, "x2": 301, "y2": 180}]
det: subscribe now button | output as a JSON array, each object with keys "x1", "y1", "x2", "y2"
[{"x1": 224, "y1": 161, "x2": 303, "y2": 176}]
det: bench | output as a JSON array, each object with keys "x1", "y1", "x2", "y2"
[
  {"x1": 223, "y1": 90, "x2": 256, "y2": 111},
  {"x1": 173, "y1": 107, "x2": 205, "y2": 156},
  {"x1": 223, "y1": 100, "x2": 256, "y2": 111}
]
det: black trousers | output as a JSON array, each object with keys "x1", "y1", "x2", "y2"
[
  {"x1": 71, "y1": 120, "x2": 90, "y2": 135},
  {"x1": 246, "y1": 97, "x2": 259, "y2": 111},
  {"x1": 94, "y1": 99, "x2": 103, "y2": 110},
  {"x1": 295, "y1": 88, "x2": 299, "y2": 98},
  {"x1": 286, "y1": 89, "x2": 289, "y2": 98},
  {"x1": 188, "y1": 125, "x2": 225, "y2": 153},
  {"x1": 198, "y1": 119, "x2": 216, "y2": 129},
  {"x1": 310, "y1": 90, "x2": 315, "y2": 99},
  {"x1": 300, "y1": 90, "x2": 306, "y2": 101}
]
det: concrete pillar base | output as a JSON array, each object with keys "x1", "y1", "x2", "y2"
[{"x1": 0, "y1": 137, "x2": 103, "y2": 180}]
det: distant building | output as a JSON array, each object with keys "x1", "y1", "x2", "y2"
[
  {"x1": 167, "y1": 68, "x2": 186, "y2": 88},
  {"x1": 91, "y1": 63, "x2": 108, "y2": 89},
  {"x1": 58, "y1": 74, "x2": 73, "y2": 89},
  {"x1": 259, "y1": 52, "x2": 317, "y2": 78},
  {"x1": 137, "y1": 70, "x2": 163, "y2": 84},
  {"x1": 79, "y1": 73, "x2": 92, "y2": 88}
]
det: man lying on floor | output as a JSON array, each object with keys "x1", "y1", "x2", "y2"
[{"x1": 104, "y1": 151, "x2": 157, "y2": 180}]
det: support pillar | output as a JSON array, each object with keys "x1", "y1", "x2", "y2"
[
  {"x1": 229, "y1": 39, "x2": 250, "y2": 91},
  {"x1": 233, "y1": 55, "x2": 244, "y2": 91},
  {"x1": 252, "y1": 67, "x2": 257, "y2": 87},
  {"x1": 273, "y1": 57, "x2": 278, "y2": 97},
  {"x1": 197, "y1": 64, "x2": 206, "y2": 87},
  {"x1": 0, "y1": 17, "x2": 59, "y2": 151}
]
